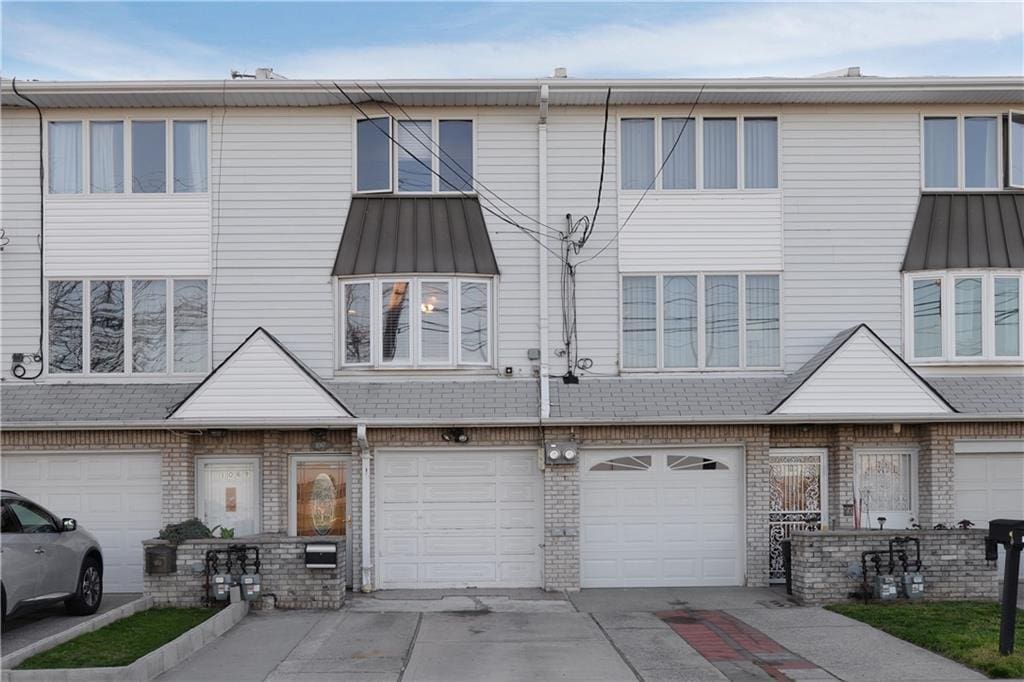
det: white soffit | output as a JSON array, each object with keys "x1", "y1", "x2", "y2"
[
  {"x1": 775, "y1": 327, "x2": 953, "y2": 415},
  {"x1": 168, "y1": 328, "x2": 351, "y2": 422}
]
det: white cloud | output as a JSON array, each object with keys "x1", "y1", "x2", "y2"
[{"x1": 3, "y1": 2, "x2": 1021, "y2": 81}]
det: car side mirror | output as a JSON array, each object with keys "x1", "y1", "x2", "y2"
[{"x1": 62, "y1": 518, "x2": 77, "y2": 532}]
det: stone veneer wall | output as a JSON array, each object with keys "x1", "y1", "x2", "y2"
[
  {"x1": 789, "y1": 529, "x2": 998, "y2": 605},
  {"x1": 143, "y1": 536, "x2": 346, "y2": 609}
]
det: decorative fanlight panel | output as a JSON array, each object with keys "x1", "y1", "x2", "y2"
[{"x1": 589, "y1": 455, "x2": 652, "y2": 471}]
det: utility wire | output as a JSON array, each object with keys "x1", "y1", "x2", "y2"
[{"x1": 576, "y1": 84, "x2": 705, "y2": 266}]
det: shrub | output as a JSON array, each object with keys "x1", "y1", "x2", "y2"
[{"x1": 158, "y1": 518, "x2": 213, "y2": 545}]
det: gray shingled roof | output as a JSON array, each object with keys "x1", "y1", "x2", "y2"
[
  {"x1": 929, "y1": 376, "x2": 1024, "y2": 415},
  {"x1": 329, "y1": 380, "x2": 539, "y2": 421},
  {"x1": 902, "y1": 192, "x2": 1024, "y2": 271},
  {"x1": 1, "y1": 383, "x2": 196, "y2": 423}
]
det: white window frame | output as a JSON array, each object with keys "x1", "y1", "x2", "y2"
[
  {"x1": 196, "y1": 456, "x2": 262, "y2": 536},
  {"x1": 337, "y1": 276, "x2": 494, "y2": 370},
  {"x1": 353, "y1": 116, "x2": 476, "y2": 195},
  {"x1": 853, "y1": 447, "x2": 918, "y2": 528},
  {"x1": 920, "y1": 113, "x2": 1004, "y2": 191},
  {"x1": 619, "y1": 272, "x2": 783, "y2": 372},
  {"x1": 903, "y1": 270, "x2": 1024, "y2": 364},
  {"x1": 618, "y1": 113, "x2": 781, "y2": 193},
  {"x1": 287, "y1": 454, "x2": 350, "y2": 537},
  {"x1": 1009, "y1": 110, "x2": 1024, "y2": 189},
  {"x1": 44, "y1": 276, "x2": 211, "y2": 378},
  {"x1": 43, "y1": 114, "x2": 210, "y2": 197}
]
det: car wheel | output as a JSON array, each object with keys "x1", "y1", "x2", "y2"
[{"x1": 65, "y1": 557, "x2": 103, "y2": 616}]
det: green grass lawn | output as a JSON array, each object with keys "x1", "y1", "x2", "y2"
[
  {"x1": 827, "y1": 601, "x2": 1024, "y2": 679},
  {"x1": 17, "y1": 607, "x2": 217, "y2": 670}
]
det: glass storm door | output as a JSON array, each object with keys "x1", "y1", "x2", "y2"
[
  {"x1": 855, "y1": 450, "x2": 916, "y2": 530},
  {"x1": 200, "y1": 459, "x2": 259, "y2": 536},
  {"x1": 768, "y1": 450, "x2": 826, "y2": 583}
]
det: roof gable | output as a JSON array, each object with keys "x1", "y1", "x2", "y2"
[
  {"x1": 167, "y1": 328, "x2": 352, "y2": 423},
  {"x1": 773, "y1": 325, "x2": 954, "y2": 415}
]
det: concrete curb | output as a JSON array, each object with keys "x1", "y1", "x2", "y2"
[{"x1": 1, "y1": 601, "x2": 248, "y2": 682}]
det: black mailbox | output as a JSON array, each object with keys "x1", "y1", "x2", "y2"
[
  {"x1": 144, "y1": 545, "x2": 178, "y2": 574},
  {"x1": 305, "y1": 542, "x2": 338, "y2": 569},
  {"x1": 988, "y1": 519, "x2": 1024, "y2": 547}
]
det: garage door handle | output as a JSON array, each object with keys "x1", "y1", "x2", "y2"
[{"x1": 33, "y1": 548, "x2": 45, "y2": 554}]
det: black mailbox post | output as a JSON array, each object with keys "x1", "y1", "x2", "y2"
[{"x1": 987, "y1": 519, "x2": 1024, "y2": 656}]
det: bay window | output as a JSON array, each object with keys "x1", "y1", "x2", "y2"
[
  {"x1": 339, "y1": 277, "x2": 491, "y2": 369},
  {"x1": 907, "y1": 272, "x2": 1023, "y2": 362},
  {"x1": 47, "y1": 278, "x2": 209, "y2": 376},
  {"x1": 622, "y1": 273, "x2": 781, "y2": 370},
  {"x1": 47, "y1": 117, "x2": 207, "y2": 195},
  {"x1": 621, "y1": 115, "x2": 777, "y2": 191},
  {"x1": 356, "y1": 116, "x2": 474, "y2": 193}
]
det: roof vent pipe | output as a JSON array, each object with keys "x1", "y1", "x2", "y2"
[{"x1": 552, "y1": 67, "x2": 568, "y2": 78}]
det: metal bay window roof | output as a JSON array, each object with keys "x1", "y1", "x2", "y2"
[
  {"x1": 332, "y1": 196, "x2": 499, "y2": 276},
  {"x1": 902, "y1": 192, "x2": 1024, "y2": 271}
]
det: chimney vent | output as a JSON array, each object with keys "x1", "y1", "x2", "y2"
[{"x1": 552, "y1": 67, "x2": 568, "y2": 79}]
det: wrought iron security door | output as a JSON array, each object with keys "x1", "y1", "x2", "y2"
[{"x1": 768, "y1": 450, "x2": 827, "y2": 583}]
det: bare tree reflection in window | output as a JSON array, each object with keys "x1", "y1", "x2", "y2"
[
  {"x1": 133, "y1": 280, "x2": 167, "y2": 373},
  {"x1": 381, "y1": 281, "x2": 410, "y2": 362},
  {"x1": 48, "y1": 280, "x2": 83, "y2": 373},
  {"x1": 90, "y1": 280, "x2": 124, "y2": 373},
  {"x1": 344, "y1": 282, "x2": 371, "y2": 363},
  {"x1": 460, "y1": 282, "x2": 489, "y2": 363},
  {"x1": 174, "y1": 280, "x2": 208, "y2": 373}
]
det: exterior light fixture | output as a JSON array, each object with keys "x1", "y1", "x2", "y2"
[
  {"x1": 208, "y1": 428, "x2": 228, "y2": 438},
  {"x1": 442, "y1": 427, "x2": 469, "y2": 444}
]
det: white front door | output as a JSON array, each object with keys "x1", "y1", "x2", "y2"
[
  {"x1": 580, "y1": 447, "x2": 743, "y2": 588},
  {"x1": 198, "y1": 458, "x2": 260, "y2": 537},
  {"x1": 954, "y1": 442, "x2": 1024, "y2": 579},
  {"x1": 1, "y1": 452, "x2": 162, "y2": 592},
  {"x1": 375, "y1": 449, "x2": 543, "y2": 589},
  {"x1": 854, "y1": 448, "x2": 917, "y2": 530}
]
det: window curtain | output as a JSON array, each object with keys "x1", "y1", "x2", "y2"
[
  {"x1": 744, "y1": 118, "x2": 778, "y2": 189},
  {"x1": 923, "y1": 118, "x2": 957, "y2": 188},
  {"x1": 622, "y1": 276, "x2": 657, "y2": 367},
  {"x1": 48, "y1": 122, "x2": 82, "y2": 193},
  {"x1": 703, "y1": 119, "x2": 737, "y2": 189},
  {"x1": 964, "y1": 117, "x2": 997, "y2": 188},
  {"x1": 621, "y1": 119, "x2": 654, "y2": 190},
  {"x1": 662, "y1": 118, "x2": 695, "y2": 189},
  {"x1": 174, "y1": 121, "x2": 208, "y2": 192},
  {"x1": 955, "y1": 277, "x2": 983, "y2": 356},
  {"x1": 397, "y1": 120, "x2": 432, "y2": 191},
  {"x1": 663, "y1": 275, "x2": 697, "y2": 367},
  {"x1": 419, "y1": 281, "x2": 450, "y2": 362},
  {"x1": 994, "y1": 277, "x2": 1020, "y2": 357},
  {"x1": 90, "y1": 122, "x2": 123, "y2": 193},
  {"x1": 912, "y1": 279, "x2": 942, "y2": 357},
  {"x1": 705, "y1": 275, "x2": 739, "y2": 366},
  {"x1": 745, "y1": 275, "x2": 780, "y2": 366}
]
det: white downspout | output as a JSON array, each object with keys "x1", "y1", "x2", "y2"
[
  {"x1": 538, "y1": 83, "x2": 551, "y2": 419},
  {"x1": 356, "y1": 422, "x2": 373, "y2": 592}
]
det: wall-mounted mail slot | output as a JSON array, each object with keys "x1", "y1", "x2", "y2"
[{"x1": 305, "y1": 543, "x2": 338, "y2": 569}]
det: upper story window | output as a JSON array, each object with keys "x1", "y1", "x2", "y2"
[
  {"x1": 620, "y1": 115, "x2": 778, "y2": 191},
  {"x1": 906, "y1": 271, "x2": 1022, "y2": 363},
  {"x1": 621, "y1": 273, "x2": 781, "y2": 370},
  {"x1": 47, "y1": 118, "x2": 208, "y2": 195},
  {"x1": 922, "y1": 113, "x2": 1024, "y2": 190},
  {"x1": 339, "y1": 277, "x2": 491, "y2": 369},
  {"x1": 356, "y1": 116, "x2": 473, "y2": 194},
  {"x1": 47, "y1": 277, "x2": 209, "y2": 376}
]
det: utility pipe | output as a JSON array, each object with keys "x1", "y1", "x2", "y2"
[
  {"x1": 538, "y1": 83, "x2": 551, "y2": 419},
  {"x1": 356, "y1": 422, "x2": 373, "y2": 592}
]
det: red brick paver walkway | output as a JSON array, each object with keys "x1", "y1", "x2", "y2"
[{"x1": 657, "y1": 609, "x2": 834, "y2": 681}]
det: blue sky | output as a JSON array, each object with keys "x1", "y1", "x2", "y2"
[{"x1": 2, "y1": 1, "x2": 1022, "y2": 81}]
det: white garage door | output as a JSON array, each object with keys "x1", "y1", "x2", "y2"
[
  {"x1": 2, "y1": 452, "x2": 162, "y2": 592},
  {"x1": 954, "y1": 442, "x2": 1024, "y2": 579},
  {"x1": 581, "y1": 447, "x2": 743, "y2": 588},
  {"x1": 376, "y1": 449, "x2": 543, "y2": 589}
]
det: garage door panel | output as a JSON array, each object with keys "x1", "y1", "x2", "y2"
[
  {"x1": 990, "y1": 491, "x2": 1024, "y2": 514},
  {"x1": 381, "y1": 483, "x2": 419, "y2": 504},
  {"x1": 954, "y1": 447, "x2": 1024, "y2": 580},
  {"x1": 3, "y1": 453, "x2": 161, "y2": 593},
  {"x1": 376, "y1": 449, "x2": 542, "y2": 588},
  {"x1": 581, "y1": 448, "x2": 742, "y2": 588}
]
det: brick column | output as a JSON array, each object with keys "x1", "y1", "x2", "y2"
[
  {"x1": 917, "y1": 424, "x2": 955, "y2": 527},
  {"x1": 543, "y1": 463, "x2": 580, "y2": 591},
  {"x1": 161, "y1": 433, "x2": 193, "y2": 525},
  {"x1": 262, "y1": 430, "x2": 287, "y2": 533},
  {"x1": 831, "y1": 426, "x2": 856, "y2": 529},
  {"x1": 744, "y1": 426, "x2": 772, "y2": 586}
]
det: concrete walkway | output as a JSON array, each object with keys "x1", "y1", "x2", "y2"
[{"x1": 158, "y1": 588, "x2": 987, "y2": 682}]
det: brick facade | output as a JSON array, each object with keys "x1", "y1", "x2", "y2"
[
  {"x1": 3, "y1": 422, "x2": 1020, "y2": 595},
  {"x1": 789, "y1": 529, "x2": 998, "y2": 604}
]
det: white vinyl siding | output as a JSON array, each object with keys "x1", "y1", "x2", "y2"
[{"x1": 782, "y1": 110, "x2": 920, "y2": 370}]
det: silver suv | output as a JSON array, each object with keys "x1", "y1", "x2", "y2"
[{"x1": 1, "y1": 490, "x2": 104, "y2": 623}]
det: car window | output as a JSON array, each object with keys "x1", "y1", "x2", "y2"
[
  {"x1": 1, "y1": 504, "x2": 20, "y2": 534},
  {"x1": 8, "y1": 501, "x2": 58, "y2": 533}
]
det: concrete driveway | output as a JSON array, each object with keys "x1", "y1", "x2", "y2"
[
  {"x1": 0, "y1": 593, "x2": 139, "y2": 659},
  {"x1": 159, "y1": 587, "x2": 986, "y2": 682}
]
